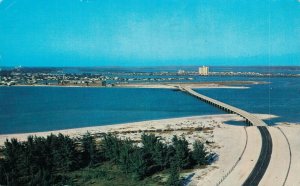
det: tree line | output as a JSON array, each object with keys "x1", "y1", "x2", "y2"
[{"x1": 0, "y1": 133, "x2": 209, "y2": 186}]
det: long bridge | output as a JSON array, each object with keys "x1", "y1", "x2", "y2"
[
  {"x1": 178, "y1": 86, "x2": 275, "y2": 185},
  {"x1": 179, "y1": 86, "x2": 267, "y2": 126}
]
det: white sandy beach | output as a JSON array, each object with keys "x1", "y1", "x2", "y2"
[
  {"x1": 276, "y1": 124, "x2": 300, "y2": 186},
  {"x1": 1, "y1": 113, "x2": 299, "y2": 186},
  {"x1": 3, "y1": 80, "x2": 268, "y2": 89},
  {"x1": 115, "y1": 82, "x2": 262, "y2": 89},
  {"x1": 0, "y1": 114, "x2": 243, "y2": 145},
  {"x1": 0, "y1": 113, "x2": 275, "y2": 145}
]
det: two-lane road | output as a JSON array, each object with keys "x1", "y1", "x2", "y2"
[
  {"x1": 179, "y1": 87, "x2": 274, "y2": 185},
  {"x1": 243, "y1": 126, "x2": 273, "y2": 186}
]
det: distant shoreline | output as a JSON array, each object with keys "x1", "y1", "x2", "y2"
[
  {"x1": 0, "y1": 80, "x2": 268, "y2": 89},
  {"x1": 0, "y1": 84, "x2": 107, "y2": 88}
]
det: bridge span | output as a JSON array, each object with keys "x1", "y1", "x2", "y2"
[{"x1": 179, "y1": 86, "x2": 267, "y2": 126}]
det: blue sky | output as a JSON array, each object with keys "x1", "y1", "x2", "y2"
[{"x1": 0, "y1": 0, "x2": 299, "y2": 66}]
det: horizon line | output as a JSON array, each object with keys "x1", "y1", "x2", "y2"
[{"x1": 1, "y1": 65, "x2": 300, "y2": 68}]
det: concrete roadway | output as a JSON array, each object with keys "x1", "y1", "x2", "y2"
[
  {"x1": 242, "y1": 126, "x2": 273, "y2": 186},
  {"x1": 178, "y1": 86, "x2": 278, "y2": 185}
]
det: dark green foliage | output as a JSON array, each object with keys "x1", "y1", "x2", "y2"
[
  {"x1": 81, "y1": 132, "x2": 98, "y2": 167},
  {"x1": 0, "y1": 133, "x2": 209, "y2": 185},
  {"x1": 2, "y1": 138, "x2": 25, "y2": 185},
  {"x1": 0, "y1": 159, "x2": 6, "y2": 185},
  {"x1": 103, "y1": 135, "x2": 149, "y2": 180},
  {"x1": 192, "y1": 140, "x2": 208, "y2": 166},
  {"x1": 49, "y1": 134, "x2": 78, "y2": 172},
  {"x1": 141, "y1": 133, "x2": 169, "y2": 171},
  {"x1": 28, "y1": 168, "x2": 52, "y2": 186},
  {"x1": 119, "y1": 139, "x2": 135, "y2": 174},
  {"x1": 57, "y1": 134, "x2": 78, "y2": 171},
  {"x1": 141, "y1": 133, "x2": 158, "y2": 153},
  {"x1": 153, "y1": 139, "x2": 168, "y2": 169},
  {"x1": 172, "y1": 136, "x2": 192, "y2": 169},
  {"x1": 129, "y1": 148, "x2": 148, "y2": 180},
  {"x1": 167, "y1": 161, "x2": 181, "y2": 186},
  {"x1": 102, "y1": 133, "x2": 122, "y2": 163},
  {"x1": 0, "y1": 134, "x2": 78, "y2": 185}
]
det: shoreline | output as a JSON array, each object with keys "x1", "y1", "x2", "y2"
[
  {"x1": 0, "y1": 81, "x2": 268, "y2": 89},
  {"x1": 115, "y1": 84, "x2": 251, "y2": 89},
  {"x1": 0, "y1": 113, "x2": 278, "y2": 145},
  {"x1": 0, "y1": 84, "x2": 250, "y2": 89},
  {"x1": 2, "y1": 113, "x2": 300, "y2": 185},
  {"x1": 0, "y1": 84, "x2": 107, "y2": 88},
  {"x1": 0, "y1": 84, "x2": 248, "y2": 89}
]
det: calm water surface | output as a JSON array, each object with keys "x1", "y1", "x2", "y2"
[
  {"x1": 196, "y1": 77, "x2": 300, "y2": 125},
  {"x1": 0, "y1": 72, "x2": 299, "y2": 133},
  {"x1": 0, "y1": 87, "x2": 224, "y2": 134}
]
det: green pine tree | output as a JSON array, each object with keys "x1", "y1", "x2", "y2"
[
  {"x1": 172, "y1": 136, "x2": 191, "y2": 169},
  {"x1": 192, "y1": 140, "x2": 208, "y2": 166},
  {"x1": 167, "y1": 161, "x2": 181, "y2": 186},
  {"x1": 119, "y1": 139, "x2": 134, "y2": 174},
  {"x1": 81, "y1": 132, "x2": 97, "y2": 166},
  {"x1": 129, "y1": 149, "x2": 147, "y2": 181}
]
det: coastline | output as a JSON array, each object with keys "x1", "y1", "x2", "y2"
[
  {"x1": 0, "y1": 80, "x2": 268, "y2": 89},
  {"x1": 0, "y1": 84, "x2": 250, "y2": 89},
  {"x1": 0, "y1": 84, "x2": 107, "y2": 88},
  {"x1": 115, "y1": 83, "x2": 250, "y2": 89},
  {"x1": 2, "y1": 113, "x2": 300, "y2": 185},
  {"x1": 0, "y1": 113, "x2": 277, "y2": 145}
]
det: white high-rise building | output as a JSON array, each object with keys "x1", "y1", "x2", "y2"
[{"x1": 199, "y1": 66, "x2": 209, "y2": 76}]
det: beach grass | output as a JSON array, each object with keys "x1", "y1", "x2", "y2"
[{"x1": 64, "y1": 162, "x2": 167, "y2": 186}]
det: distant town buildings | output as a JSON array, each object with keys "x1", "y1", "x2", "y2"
[
  {"x1": 199, "y1": 66, "x2": 209, "y2": 76},
  {"x1": 100, "y1": 80, "x2": 106, "y2": 86},
  {"x1": 177, "y1": 69, "x2": 185, "y2": 75},
  {"x1": 1, "y1": 67, "x2": 298, "y2": 87}
]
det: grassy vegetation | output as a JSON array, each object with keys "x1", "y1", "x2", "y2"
[{"x1": 65, "y1": 162, "x2": 168, "y2": 186}]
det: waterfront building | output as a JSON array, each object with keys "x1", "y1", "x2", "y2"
[{"x1": 199, "y1": 66, "x2": 209, "y2": 76}]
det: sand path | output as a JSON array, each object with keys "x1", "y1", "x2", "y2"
[
  {"x1": 278, "y1": 125, "x2": 300, "y2": 186},
  {"x1": 258, "y1": 127, "x2": 290, "y2": 186},
  {"x1": 189, "y1": 125, "x2": 247, "y2": 186},
  {"x1": 220, "y1": 126, "x2": 262, "y2": 185}
]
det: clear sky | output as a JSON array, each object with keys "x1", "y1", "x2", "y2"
[{"x1": 0, "y1": 0, "x2": 299, "y2": 66}]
